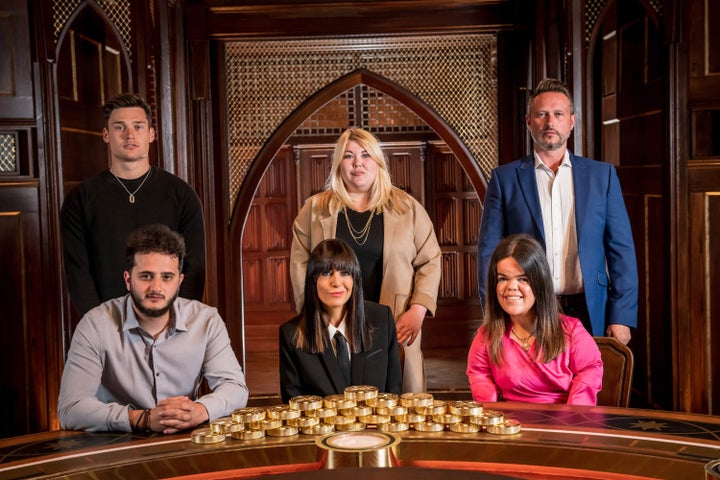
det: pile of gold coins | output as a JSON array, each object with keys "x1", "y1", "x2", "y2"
[{"x1": 190, "y1": 386, "x2": 521, "y2": 444}]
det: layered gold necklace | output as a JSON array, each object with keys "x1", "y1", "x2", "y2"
[{"x1": 342, "y1": 205, "x2": 376, "y2": 245}]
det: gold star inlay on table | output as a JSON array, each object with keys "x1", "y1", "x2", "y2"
[{"x1": 631, "y1": 420, "x2": 668, "y2": 431}]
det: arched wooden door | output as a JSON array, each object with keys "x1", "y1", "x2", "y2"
[
  {"x1": 56, "y1": 3, "x2": 132, "y2": 339},
  {"x1": 231, "y1": 70, "x2": 486, "y2": 396}
]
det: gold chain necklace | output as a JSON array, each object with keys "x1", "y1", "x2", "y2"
[
  {"x1": 342, "y1": 205, "x2": 376, "y2": 245},
  {"x1": 110, "y1": 168, "x2": 151, "y2": 204},
  {"x1": 511, "y1": 327, "x2": 536, "y2": 352}
]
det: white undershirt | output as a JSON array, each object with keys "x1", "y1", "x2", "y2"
[
  {"x1": 327, "y1": 321, "x2": 351, "y2": 361},
  {"x1": 534, "y1": 150, "x2": 583, "y2": 295}
]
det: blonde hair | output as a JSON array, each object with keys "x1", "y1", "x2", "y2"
[{"x1": 317, "y1": 128, "x2": 413, "y2": 215}]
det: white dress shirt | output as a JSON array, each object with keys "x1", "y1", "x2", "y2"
[{"x1": 534, "y1": 151, "x2": 584, "y2": 295}]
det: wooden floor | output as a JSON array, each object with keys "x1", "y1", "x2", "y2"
[
  {"x1": 244, "y1": 347, "x2": 470, "y2": 398},
  {"x1": 242, "y1": 302, "x2": 480, "y2": 400}
]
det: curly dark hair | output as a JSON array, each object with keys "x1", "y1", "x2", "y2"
[
  {"x1": 102, "y1": 93, "x2": 153, "y2": 127},
  {"x1": 125, "y1": 224, "x2": 185, "y2": 272}
]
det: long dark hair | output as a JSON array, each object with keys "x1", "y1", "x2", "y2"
[
  {"x1": 295, "y1": 239, "x2": 371, "y2": 353},
  {"x1": 483, "y1": 233, "x2": 566, "y2": 364}
]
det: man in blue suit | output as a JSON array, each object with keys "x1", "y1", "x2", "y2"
[{"x1": 477, "y1": 78, "x2": 637, "y2": 345}]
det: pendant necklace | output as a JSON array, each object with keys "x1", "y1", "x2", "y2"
[
  {"x1": 511, "y1": 327, "x2": 536, "y2": 352},
  {"x1": 342, "y1": 205, "x2": 376, "y2": 245},
  {"x1": 110, "y1": 168, "x2": 151, "y2": 204}
]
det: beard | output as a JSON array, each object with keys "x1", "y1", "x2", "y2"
[
  {"x1": 531, "y1": 129, "x2": 571, "y2": 151},
  {"x1": 130, "y1": 288, "x2": 179, "y2": 318}
]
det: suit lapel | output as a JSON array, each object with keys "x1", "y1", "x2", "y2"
[
  {"x1": 570, "y1": 153, "x2": 589, "y2": 244},
  {"x1": 517, "y1": 156, "x2": 546, "y2": 243}
]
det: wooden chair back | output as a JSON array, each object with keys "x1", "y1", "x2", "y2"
[{"x1": 594, "y1": 337, "x2": 634, "y2": 407}]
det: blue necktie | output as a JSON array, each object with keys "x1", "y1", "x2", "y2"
[{"x1": 334, "y1": 331, "x2": 351, "y2": 386}]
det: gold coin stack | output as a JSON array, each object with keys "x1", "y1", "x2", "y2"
[{"x1": 191, "y1": 389, "x2": 521, "y2": 444}]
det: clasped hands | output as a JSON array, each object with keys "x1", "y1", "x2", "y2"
[{"x1": 132, "y1": 396, "x2": 209, "y2": 434}]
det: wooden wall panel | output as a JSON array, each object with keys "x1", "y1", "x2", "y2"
[
  {"x1": 643, "y1": 194, "x2": 671, "y2": 408},
  {"x1": 686, "y1": 192, "x2": 720, "y2": 414},
  {"x1": 595, "y1": 0, "x2": 668, "y2": 409},
  {"x1": 689, "y1": 0, "x2": 720, "y2": 99},
  {"x1": 709, "y1": 194, "x2": 720, "y2": 414},
  {"x1": 423, "y1": 142, "x2": 482, "y2": 350},
  {"x1": 0, "y1": 185, "x2": 45, "y2": 437},
  {"x1": 295, "y1": 147, "x2": 332, "y2": 206},
  {"x1": 241, "y1": 146, "x2": 297, "y2": 395},
  {"x1": 679, "y1": 0, "x2": 720, "y2": 414},
  {"x1": 0, "y1": 0, "x2": 33, "y2": 119},
  {"x1": 385, "y1": 144, "x2": 424, "y2": 203}
]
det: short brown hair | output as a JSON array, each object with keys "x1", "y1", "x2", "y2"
[{"x1": 103, "y1": 93, "x2": 153, "y2": 127}]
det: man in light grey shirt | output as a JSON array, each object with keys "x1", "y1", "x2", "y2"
[{"x1": 58, "y1": 224, "x2": 248, "y2": 433}]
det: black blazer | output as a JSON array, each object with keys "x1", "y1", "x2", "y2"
[{"x1": 279, "y1": 301, "x2": 402, "y2": 403}]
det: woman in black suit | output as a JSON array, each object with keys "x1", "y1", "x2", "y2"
[{"x1": 279, "y1": 239, "x2": 402, "y2": 403}]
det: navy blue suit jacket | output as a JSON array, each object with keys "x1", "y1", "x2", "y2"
[
  {"x1": 279, "y1": 301, "x2": 402, "y2": 403},
  {"x1": 477, "y1": 153, "x2": 638, "y2": 336}
]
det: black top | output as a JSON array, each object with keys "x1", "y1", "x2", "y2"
[
  {"x1": 336, "y1": 208, "x2": 384, "y2": 302},
  {"x1": 60, "y1": 166, "x2": 206, "y2": 316}
]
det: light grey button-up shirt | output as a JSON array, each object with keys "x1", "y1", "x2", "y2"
[{"x1": 58, "y1": 295, "x2": 248, "y2": 432}]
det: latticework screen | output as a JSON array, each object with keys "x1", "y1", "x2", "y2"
[
  {"x1": 225, "y1": 33, "x2": 498, "y2": 211},
  {"x1": 0, "y1": 133, "x2": 17, "y2": 173},
  {"x1": 53, "y1": 0, "x2": 132, "y2": 56},
  {"x1": 584, "y1": 0, "x2": 662, "y2": 44}
]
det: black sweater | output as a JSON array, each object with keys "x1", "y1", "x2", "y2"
[{"x1": 61, "y1": 167, "x2": 206, "y2": 316}]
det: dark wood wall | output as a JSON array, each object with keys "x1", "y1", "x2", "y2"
[{"x1": 1, "y1": 0, "x2": 719, "y2": 438}]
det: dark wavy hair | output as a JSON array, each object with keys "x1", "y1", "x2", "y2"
[
  {"x1": 483, "y1": 233, "x2": 566, "y2": 364},
  {"x1": 294, "y1": 239, "x2": 371, "y2": 354},
  {"x1": 125, "y1": 224, "x2": 185, "y2": 272},
  {"x1": 103, "y1": 93, "x2": 153, "y2": 127}
]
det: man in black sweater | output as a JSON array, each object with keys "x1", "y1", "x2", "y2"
[{"x1": 61, "y1": 93, "x2": 205, "y2": 316}]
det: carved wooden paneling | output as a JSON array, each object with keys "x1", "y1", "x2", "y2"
[
  {"x1": 709, "y1": 194, "x2": 720, "y2": 414},
  {"x1": 242, "y1": 204, "x2": 262, "y2": 252},
  {"x1": 464, "y1": 250, "x2": 479, "y2": 300},
  {"x1": 642, "y1": 193, "x2": 670, "y2": 408},
  {"x1": 463, "y1": 198, "x2": 481, "y2": 246},
  {"x1": 686, "y1": 192, "x2": 720, "y2": 414},
  {"x1": 264, "y1": 203, "x2": 290, "y2": 251},
  {"x1": 0, "y1": 0, "x2": 33, "y2": 119},
  {"x1": 385, "y1": 144, "x2": 424, "y2": 203},
  {"x1": 242, "y1": 146, "x2": 296, "y2": 309},
  {"x1": 242, "y1": 257, "x2": 262, "y2": 305},
  {"x1": 266, "y1": 256, "x2": 291, "y2": 305},
  {"x1": 58, "y1": 6, "x2": 130, "y2": 193},
  {"x1": 435, "y1": 197, "x2": 458, "y2": 246},
  {"x1": 0, "y1": 185, "x2": 46, "y2": 437},
  {"x1": 295, "y1": 147, "x2": 332, "y2": 206},
  {"x1": 689, "y1": 0, "x2": 720, "y2": 100},
  {"x1": 439, "y1": 251, "x2": 459, "y2": 300},
  {"x1": 595, "y1": 0, "x2": 668, "y2": 410}
]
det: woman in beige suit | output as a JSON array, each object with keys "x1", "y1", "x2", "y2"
[{"x1": 290, "y1": 127, "x2": 442, "y2": 393}]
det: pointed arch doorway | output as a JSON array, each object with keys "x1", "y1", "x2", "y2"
[
  {"x1": 56, "y1": 2, "x2": 132, "y2": 341},
  {"x1": 232, "y1": 69, "x2": 486, "y2": 397}
]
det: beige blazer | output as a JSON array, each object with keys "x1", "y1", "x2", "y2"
[{"x1": 290, "y1": 191, "x2": 442, "y2": 319}]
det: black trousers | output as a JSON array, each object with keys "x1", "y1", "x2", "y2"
[{"x1": 557, "y1": 292, "x2": 593, "y2": 335}]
